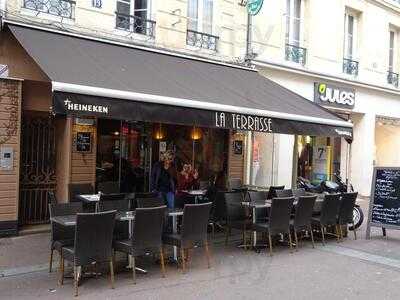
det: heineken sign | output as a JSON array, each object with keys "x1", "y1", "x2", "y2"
[
  {"x1": 247, "y1": 0, "x2": 264, "y2": 16},
  {"x1": 314, "y1": 82, "x2": 355, "y2": 109}
]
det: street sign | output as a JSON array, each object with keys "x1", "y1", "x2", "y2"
[{"x1": 247, "y1": 0, "x2": 264, "y2": 16}]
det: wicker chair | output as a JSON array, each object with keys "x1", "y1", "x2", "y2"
[
  {"x1": 59, "y1": 211, "x2": 116, "y2": 297},
  {"x1": 48, "y1": 202, "x2": 83, "y2": 273},
  {"x1": 163, "y1": 203, "x2": 212, "y2": 272},
  {"x1": 113, "y1": 206, "x2": 167, "y2": 283}
]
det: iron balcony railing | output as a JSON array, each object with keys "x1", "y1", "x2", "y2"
[
  {"x1": 285, "y1": 44, "x2": 307, "y2": 65},
  {"x1": 115, "y1": 12, "x2": 156, "y2": 38},
  {"x1": 343, "y1": 58, "x2": 359, "y2": 76},
  {"x1": 388, "y1": 70, "x2": 399, "y2": 88},
  {"x1": 186, "y1": 29, "x2": 219, "y2": 51},
  {"x1": 23, "y1": 0, "x2": 75, "y2": 19}
]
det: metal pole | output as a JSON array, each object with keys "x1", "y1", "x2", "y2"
[
  {"x1": 118, "y1": 120, "x2": 122, "y2": 192},
  {"x1": 246, "y1": 12, "x2": 252, "y2": 62}
]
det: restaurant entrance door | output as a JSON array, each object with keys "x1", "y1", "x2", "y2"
[{"x1": 96, "y1": 119, "x2": 151, "y2": 193}]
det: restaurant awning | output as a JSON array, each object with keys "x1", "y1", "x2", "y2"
[{"x1": 8, "y1": 23, "x2": 353, "y2": 139}]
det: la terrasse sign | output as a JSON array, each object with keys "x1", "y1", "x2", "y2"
[
  {"x1": 314, "y1": 82, "x2": 355, "y2": 109},
  {"x1": 215, "y1": 112, "x2": 272, "y2": 132}
]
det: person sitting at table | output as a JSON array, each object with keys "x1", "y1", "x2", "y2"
[{"x1": 177, "y1": 164, "x2": 199, "y2": 192}]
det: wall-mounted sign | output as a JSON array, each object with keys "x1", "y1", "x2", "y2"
[
  {"x1": 64, "y1": 98, "x2": 109, "y2": 114},
  {"x1": 76, "y1": 132, "x2": 92, "y2": 152},
  {"x1": 0, "y1": 146, "x2": 13, "y2": 170},
  {"x1": 215, "y1": 112, "x2": 272, "y2": 133},
  {"x1": 233, "y1": 140, "x2": 243, "y2": 155},
  {"x1": 247, "y1": 0, "x2": 264, "y2": 16},
  {"x1": 314, "y1": 82, "x2": 355, "y2": 109},
  {"x1": 92, "y1": 0, "x2": 102, "y2": 8}
]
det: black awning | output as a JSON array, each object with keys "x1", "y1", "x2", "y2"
[{"x1": 8, "y1": 23, "x2": 353, "y2": 139}]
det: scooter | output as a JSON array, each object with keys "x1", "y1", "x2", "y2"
[{"x1": 297, "y1": 174, "x2": 364, "y2": 230}]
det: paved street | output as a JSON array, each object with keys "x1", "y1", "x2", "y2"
[{"x1": 1, "y1": 199, "x2": 400, "y2": 300}]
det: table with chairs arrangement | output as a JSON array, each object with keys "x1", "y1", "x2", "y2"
[
  {"x1": 49, "y1": 188, "x2": 212, "y2": 297},
  {"x1": 48, "y1": 182, "x2": 358, "y2": 297}
]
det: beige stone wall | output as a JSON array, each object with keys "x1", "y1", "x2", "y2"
[{"x1": 0, "y1": 78, "x2": 22, "y2": 231}]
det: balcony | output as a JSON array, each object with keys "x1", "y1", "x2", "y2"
[
  {"x1": 343, "y1": 58, "x2": 359, "y2": 76},
  {"x1": 186, "y1": 30, "x2": 219, "y2": 51},
  {"x1": 115, "y1": 12, "x2": 156, "y2": 38},
  {"x1": 23, "y1": 0, "x2": 75, "y2": 19},
  {"x1": 285, "y1": 44, "x2": 307, "y2": 66},
  {"x1": 387, "y1": 70, "x2": 399, "y2": 88}
]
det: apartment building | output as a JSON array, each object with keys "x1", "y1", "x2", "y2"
[{"x1": 0, "y1": 0, "x2": 400, "y2": 234}]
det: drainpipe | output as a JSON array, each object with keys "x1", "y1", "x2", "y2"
[
  {"x1": 245, "y1": 12, "x2": 253, "y2": 65},
  {"x1": 0, "y1": 0, "x2": 5, "y2": 30}
]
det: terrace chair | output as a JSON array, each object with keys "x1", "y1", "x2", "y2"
[
  {"x1": 276, "y1": 189, "x2": 294, "y2": 198},
  {"x1": 290, "y1": 195, "x2": 317, "y2": 250},
  {"x1": 311, "y1": 193, "x2": 342, "y2": 245},
  {"x1": 99, "y1": 198, "x2": 130, "y2": 241},
  {"x1": 98, "y1": 181, "x2": 120, "y2": 194},
  {"x1": 131, "y1": 192, "x2": 160, "y2": 209},
  {"x1": 267, "y1": 185, "x2": 285, "y2": 199},
  {"x1": 224, "y1": 192, "x2": 252, "y2": 249},
  {"x1": 253, "y1": 197, "x2": 294, "y2": 256},
  {"x1": 293, "y1": 188, "x2": 307, "y2": 198},
  {"x1": 337, "y1": 192, "x2": 358, "y2": 240},
  {"x1": 136, "y1": 197, "x2": 165, "y2": 208},
  {"x1": 113, "y1": 206, "x2": 167, "y2": 283},
  {"x1": 68, "y1": 183, "x2": 95, "y2": 203},
  {"x1": 48, "y1": 202, "x2": 83, "y2": 273},
  {"x1": 59, "y1": 211, "x2": 116, "y2": 297},
  {"x1": 163, "y1": 203, "x2": 212, "y2": 272},
  {"x1": 247, "y1": 190, "x2": 269, "y2": 222},
  {"x1": 228, "y1": 178, "x2": 243, "y2": 190},
  {"x1": 48, "y1": 191, "x2": 57, "y2": 205}
]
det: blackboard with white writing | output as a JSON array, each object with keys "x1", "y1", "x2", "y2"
[
  {"x1": 76, "y1": 132, "x2": 91, "y2": 152},
  {"x1": 366, "y1": 167, "x2": 400, "y2": 238}
]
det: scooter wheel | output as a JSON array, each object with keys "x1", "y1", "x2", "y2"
[{"x1": 349, "y1": 206, "x2": 364, "y2": 230}]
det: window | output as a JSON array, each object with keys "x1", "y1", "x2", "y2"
[
  {"x1": 186, "y1": 0, "x2": 218, "y2": 51},
  {"x1": 285, "y1": 0, "x2": 306, "y2": 65},
  {"x1": 116, "y1": 0, "x2": 154, "y2": 36},
  {"x1": 286, "y1": 0, "x2": 301, "y2": 47},
  {"x1": 343, "y1": 11, "x2": 359, "y2": 76},
  {"x1": 187, "y1": 0, "x2": 213, "y2": 34},
  {"x1": 389, "y1": 30, "x2": 395, "y2": 72},
  {"x1": 388, "y1": 30, "x2": 399, "y2": 87}
]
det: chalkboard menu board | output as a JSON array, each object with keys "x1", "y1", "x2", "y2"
[
  {"x1": 366, "y1": 167, "x2": 400, "y2": 239},
  {"x1": 76, "y1": 132, "x2": 91, "y2": 152}
]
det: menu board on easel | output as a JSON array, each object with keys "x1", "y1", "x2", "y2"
[
  {"x1": 76, "y1": 132, "x2": 92, "y2": 152},
  {"x1": 366, "y1": 167, "x2": 400, "y2": 239}
]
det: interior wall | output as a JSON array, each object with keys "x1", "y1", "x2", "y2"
[
  {"x1": 275, "y1": 134, "x2": 295, "y2": 188},
  {"x1": 70, "y1": 119, "x2": 97, "y2": 188},
  {"x1": 375, "y1": 123, "x2": 400, "y2": 167},
  {"x1": 228, "y1": 131, "x2": 246, "y2": 184}
]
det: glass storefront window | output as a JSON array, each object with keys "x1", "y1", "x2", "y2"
[
  {"x1": 297, "y1": 135, "x2": 341, "y2": 183},
  {"x1": 250, "y1": 132, "x2": 274, "y2": 187}
]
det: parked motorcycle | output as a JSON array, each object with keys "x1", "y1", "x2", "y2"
[{"x1": 297, "y1": 173, "x2": 364, "y2": 230}]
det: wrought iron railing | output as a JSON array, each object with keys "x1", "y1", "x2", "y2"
[
  {"x1": 343, "y1": 58, "x2": 359, "y2": 76},
  {"x1": 186, "y1": 29, "x2": 219, "y2": 51},
  {"x1": 115, "y1": 12, "x2": 156, "y2": 37},
  {"x1": 23, "y1": 0, "x2": 75, "y2": 19},
  {"x1": 285, "y1": 44, "x2": 307, "y2": 65},
  {"x1": 388, "y1": 70, "x2": 399, "y2": 87}
]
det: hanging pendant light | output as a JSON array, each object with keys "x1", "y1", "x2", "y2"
[
  {"x1": 154, "y1": 123, "x2": 166, "y2": 140},
  {"x1": 190, "y1": 126, "x2": 202, "y2": 140}
]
